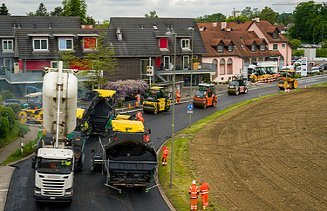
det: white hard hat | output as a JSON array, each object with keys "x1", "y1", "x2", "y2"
[{"x1": 192, "y1": 180, "x2": 196, "y2": 184}]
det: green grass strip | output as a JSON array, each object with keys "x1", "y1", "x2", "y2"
[
  {"x1": 157, "y1": 92, "x2": 282, "y2": 211},
  {"x1": 0, "y1": 122, "x2": 29, "y2": 148},
  {"x1": 1, "y1": 130, "x2": 42, "y2": 166}
]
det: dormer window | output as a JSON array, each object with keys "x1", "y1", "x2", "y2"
[
  {"x1": 83, "y1": 37, "x2": 97, "y2": 51},
  {"x1": 58, "y1": 38, "x2": 73, "y2": 51},
  {"x1": 272, "y1": 31, "x2": 278, "y2": 39},
  {"x1": 181, "y1": 39, "x2": 190, "y2": 50},
  {"x1": 228, "y1": 45, "x2": 233, "y2": 52},
  {"x1": 217, "y1": 45, "x2": 224, "y2": 53},
  {"x1": 251, "y1": 44, "x2": 256, "y2": 52},
  {"x1": 159, "y1": 38, "x2": 168, "y2": 49},
  {"x1": 33, "y1": 38, "x2": 48, "y2": 51},
  {"x1": 260, "y1": 44, "x2": 266, "y2": 51}
]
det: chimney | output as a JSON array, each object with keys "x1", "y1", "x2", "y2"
[
  {"x1": 221, "y1": 22, "x2": 227, "y2": 30},
  {"x1": 81, "y1": 25, "x2": 94, "y2": 29},
  {"x1": 116, "y1": 28, "x2": 123, "y2": 41},
  {"x1": 252, "y1": 17, "x2": 260, "y2": 23}
]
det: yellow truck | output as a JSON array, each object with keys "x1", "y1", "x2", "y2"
[{"x1": 143, "y1": 86, "x2": 171, "y2": 114}]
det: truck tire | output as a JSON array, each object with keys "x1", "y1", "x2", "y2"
[
  {"x1": 244, "y1": 88, "x2": 248, "y2": 94},
  {"x1": 235, "y1": 89, "x2": 240, "y2": 96}
]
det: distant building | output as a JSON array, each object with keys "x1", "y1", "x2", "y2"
[{"x1": 198, "y1": 19, "x2": 291, "y2": 82}]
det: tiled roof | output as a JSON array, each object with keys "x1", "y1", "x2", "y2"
[
  {"x1": 109, "y1": 17, "x2": 207, "y2": 57},
  {"x1": 0, "y1": 16, "x2": 81, "y2": 29},
  {"x1": 199, "y1": 28, "x2": 281, "y2": 58}
]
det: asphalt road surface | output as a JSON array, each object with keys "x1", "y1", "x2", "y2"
[{"x1": 5, "y1": 75, "x2": 327, "y2": 211}]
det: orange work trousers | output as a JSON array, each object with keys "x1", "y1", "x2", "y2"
[
  {"x1": 201, "y1": 194, "x2": 209, "y2": 206},
  {"x1": 190, "y1": 198, "x2": 198, "y2": 210}
]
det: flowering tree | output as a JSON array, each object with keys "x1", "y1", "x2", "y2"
[{"x1": 105, "y1": 80, "x2": 148, "y2": 100}]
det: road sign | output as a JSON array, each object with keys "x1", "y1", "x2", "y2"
[
  {"x1": 187, "y1": 110, "x2": 193, "y2": 114},
  {"x1": 187, "y1": 103, "x2": 194, "y2": 111},
  {"x1": 146, "y1": 66, "x2": 154, "y2": 76}
]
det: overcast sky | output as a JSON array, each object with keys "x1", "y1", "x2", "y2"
[{"x1": 2, "y1": 0, "x2": 307, "y2": 22}]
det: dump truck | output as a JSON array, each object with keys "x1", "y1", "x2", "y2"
[
  {"x1": 227, "y1": 76, "x2": 249, "y2": 95},
  {"x1": 32, "y1": 62, "x2": 79, "y2": 203},
  {"x1": 192, "y1": 83, "x2": 218, "y2": 109},
  {"x1": 143, "y1": 86, "x2": 171, "y2": 114},
  {"x1": 91, "y1": 119, "x2": 157, "y2": 192},
  {"x1": 277, "y1": 69, "x2": 298, "y2": 90}
]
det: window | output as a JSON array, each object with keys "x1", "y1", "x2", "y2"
[
  {"x1": 159, "y1": 38, "x2": 168, "y2": 49},
  {"x1": 219, "y1": 58, "x2": 225, "y2": 75},
  {"x1": 181, "y1": 39, "x2": 190, "y2": 49},
  {"x1": 227, "y1": 58, "x2": 233, "y2": 74},
  {"x1": 83, "y1": 37, "x2": 97, "y2": 50},
  {"x1": 163, "y1": 56, "x2": 170, "y2": 70},
  {"x1": 217, "y1": 45, "x2": 224, "y2": 53},
  {"x1": 282, "y1": 43, "x2": 286, "y2": 48},
  {"x1": 183, "y1": 56, "x2": 189, "y2": 70},
  {"x1": 58, "y1": 38, "x2": 73, "y2": 50},
  {"x1": 273, "y1": 44, "x2": 278, "y2": 50},
  {"x1": 251, "y1": 44, "x2": 256, "y2": 52},
  {"x1": 2, "y1": 40, "x2": 13, "y2": 51},
  {"x1": 228, "y1": 45, "x2": 233, "y2": 52},
  {"x1": 33, "y1": 38, "x2": 48, "y2": 51},
  {"x1": 260, "y1": 44, "x2": 266, "y2": 51}
]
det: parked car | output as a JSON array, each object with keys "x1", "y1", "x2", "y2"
[
  {"x1": 295, "y1": 66, "x2": 302, "y2": 74},
  {"x1": 308, "y1": 67, "x2": 320, "y2": 74},
  {"x1": 3, "y1": 99, "x2": 21, "y2": 106}
]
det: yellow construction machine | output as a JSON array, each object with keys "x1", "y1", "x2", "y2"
[
  {"x1": 277, "y1": 69, "x2": 298, "y2": 90},
  {"x1": 143, "y1": 86, "x2": 171, "y2": 114},
  {"x1": 18, "y1": 108, "x2": 43, "y2": 124}
]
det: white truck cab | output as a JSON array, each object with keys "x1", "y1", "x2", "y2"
[{"x1": 33, "y1": 148, "x2": 74, "y2": 202}]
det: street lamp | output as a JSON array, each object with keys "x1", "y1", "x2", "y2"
[
  {"x1": 165, "y1": 29, "x2": 176, "y2": 188},
  {"x1": 188, "y1": 27, "x2": 194, "y2": 127}
]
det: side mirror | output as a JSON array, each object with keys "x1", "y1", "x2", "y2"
[{"x1": 32, "y1": 157, "x2": 36, "y2": 169}]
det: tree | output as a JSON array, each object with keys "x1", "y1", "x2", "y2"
[
  {"x1": 290, "y1": 1, "x2": 327, "y2": 43},
  {"x1": 27, "y1": 3, "x2": 49, "y2": 16},
  {"x1": 60, "y1": 35, "x2": 117, "y2": 88},
  {"x1": 145, "y1": 11, "x2": 158, "y2": 18},
  {"x1": 277, "y1": 12, "x2": 294, "y2": 26},
  {"x1": 241, "y1": 7, "x2": 259, "y2": 19},
  {"x1": 0, "y1": 3, "x2": 10, "y2": 15},
  {"x1": 83, "y1": 35, "x2": 117, "y2": 87},
  {"x1": 85, "y1": 15, "x2": 96, "y2": 25},
  {"x1": 95, "y1": 20, "x2": 110, "y2": 29},
  {"x1": 35, "y1": 3, "x2": 49, "y2": 16},
  {"x1": 195, "y1": 13, "x2": 226, "y2": 23},
  {"x1": 50, "y1": 6, "x2": 63, "y2": 16},
  {"x1": 289, "y1": 39, "x2": 302, "y2": 49},
  {"x1": 259, "y1": 6, "x2": 278, "y2": 24},
  {"x1": 226, "y1": 15, "x2": 249, "y2": 23},
  {"x1": 62, "y1": 0, "x2": 87, "y2": 24}
]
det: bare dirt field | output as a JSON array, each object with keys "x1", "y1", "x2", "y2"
[{"x1": 190, "y1": 87, "x2": 327, "y2": 210}]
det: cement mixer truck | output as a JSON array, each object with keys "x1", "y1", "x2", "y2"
[{"x1": 32, "y1": 61, "x2": 79, "y2": 202}]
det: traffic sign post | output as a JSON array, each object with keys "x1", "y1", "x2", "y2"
[
  {"x1": 187, "y1": 103, "x2": 194, "y2": 127},
  {"x1": 146, "y1": 66, "x2": 154, "y2": 87}
]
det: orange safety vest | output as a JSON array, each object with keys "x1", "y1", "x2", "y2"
[
  {"x1": 189, "y1": 184, "x2": 199, "y2": 199},
  {"x1": 200, "y1": 182, "x2": 209, "y2": 195},
  {"x1": 163, "y1": 148, "x2": 169, "y2": 157}
]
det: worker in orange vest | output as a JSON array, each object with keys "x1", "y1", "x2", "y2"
[
  {"x1": 200, "y1": 179, "x2": 209, "y2": 209},
  {"x1": 161, "y1": 145, "x2": 169, "y2": 166},
  {"x1": 189, "y1": 180, "x2": 199, "y2": 211},
  {"x1": 135, "y1": 111, "x2": 144, "y2": 123},
  {"x1": 135, "y1": 93, "x2": 141, "y2": 107},
  {"x1": 175, "y1": 89, "x2": 181, "y2": 104}
]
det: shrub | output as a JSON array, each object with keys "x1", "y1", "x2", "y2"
[
  {"x1": 0, "y1": 117, "x2": 10, "y2": 138},
  {"x1": 8, "y1": 103, "x2": 21, "y2": 114},
  {"x1": 292, "y1": 49, "x2": 304, "y2": 57},
  {"x1": 317, "y1": 48, "x2": 327, "y2": 57},
  {"x1": 0, "y1": 106, "x2": 16, "y2": 129},
  {"x1": 0, "y1": 90, "x2": 13, "y2": 100}
]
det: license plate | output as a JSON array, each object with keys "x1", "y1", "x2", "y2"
[{"x1": 50, "y1": 197, "x2": 55, "y2": 200}]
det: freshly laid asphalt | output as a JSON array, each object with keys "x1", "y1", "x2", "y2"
[{"x1": 3, "y1": 75, "x2": 327, "y2": 211}]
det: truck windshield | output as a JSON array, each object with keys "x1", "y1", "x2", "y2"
[
  {"x1": 37, "y1": 158, "x2": 72, "y2": 174},
  {"x1": 195, "y1": 90, "x2": 205, "y2": 98}
]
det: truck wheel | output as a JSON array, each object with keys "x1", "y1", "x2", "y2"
[
  {"x1": 165, "y1": 103, "x2": 170, "y2": 111},
  {"x1": 235, "y1": 89, "x2": 239, "y2": 96},
  {"x1": 203, "y1": 100, "x2": 207, "y2": 109},
  {"x1": 153, "y1": 104, "x2": 158, "y2": 115},
  {"x1": 244, "y1": 88, "x2": 248, "y2": 94}
]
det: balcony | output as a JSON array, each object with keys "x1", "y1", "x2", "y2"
[{"x1": 2, "y1": 70, "x2": 43, "y2": 84}]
